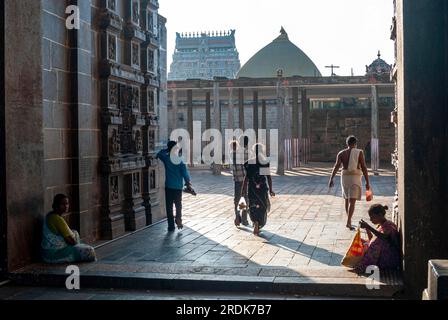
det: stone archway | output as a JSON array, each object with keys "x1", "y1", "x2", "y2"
[
  {"x1": 393, "y1": 0, "x2": 448, "y2": 298},
  {"x1": 0, "y1": 0, "x2": 447, "y2": 300}
]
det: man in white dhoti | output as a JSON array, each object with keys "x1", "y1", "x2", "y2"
[{"x1": 328, "y1": 136, "x2": 371, "y2": 230}]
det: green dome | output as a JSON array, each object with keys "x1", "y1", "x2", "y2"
[{"x1": 237, "y1": 28, "x2": 322, "y2": 78}]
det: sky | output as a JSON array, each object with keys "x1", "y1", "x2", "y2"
[{"x1": 159, "y1": 0, "x2": 394, "y2": 77}]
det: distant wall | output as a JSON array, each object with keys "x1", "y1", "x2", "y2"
[
  {"x1": 310, "y1": 107, "x2": 395, "y2": 163},
  {"x1": 167, "y1": 104, "x2": 395, "y2": 163}
]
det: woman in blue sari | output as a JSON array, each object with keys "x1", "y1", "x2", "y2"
[{"x1": 41, "y1": 194, "x2": 96, "y2": 264}]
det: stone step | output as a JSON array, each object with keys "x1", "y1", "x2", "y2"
[
  {"x1": 426, "y1": 260, "x2": 448, "y2": 300},
  {"x1": 9, "y1": 263, "x2": 403, "y2": 299}
]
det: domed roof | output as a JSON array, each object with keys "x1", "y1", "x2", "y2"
[
  {"x1": 237, "y1": 28, "x2": 322, "y2": 78},
  {"x1": 366, "y1": 51, "x2": 392, "y2": 75}
]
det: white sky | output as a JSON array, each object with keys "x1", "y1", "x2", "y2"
[{"x1": 159, "y1": 0, "x2": 394, "y2": 77}]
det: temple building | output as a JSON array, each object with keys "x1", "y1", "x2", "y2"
[
  {"x1": 168, "y1": 30, "x2": 241, "y2": 80},
  {"x1": 167, "y1": 28, "x2": 395, "y2": 170},
  {"x1": 366, "y1": 51, "x2": 393, "y2": 76},
  {"x1": 237, "y1": 27, "x2": 322, "y2": 78}
]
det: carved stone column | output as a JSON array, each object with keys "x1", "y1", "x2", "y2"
[{"x1": 371, "y1": 85, "x2": 380, "y2": 175}]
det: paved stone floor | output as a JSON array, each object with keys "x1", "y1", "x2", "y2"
[
  {"x1": 8, "y1": 164, "x2": 400, "y2": 299},
  {"x1": 96, "y1": 163, "x2": 395, "y2": 269}
]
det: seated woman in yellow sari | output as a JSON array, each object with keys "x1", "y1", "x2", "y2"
[{"x1": 41, "y1": 194, "x2": 96, "y2": 264}]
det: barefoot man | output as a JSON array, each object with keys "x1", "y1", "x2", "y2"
[{"x1": 328, "y1": 135, "x2": 370, "y2": 230}]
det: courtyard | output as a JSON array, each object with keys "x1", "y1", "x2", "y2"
[
  {"x1": 9, "y1": 164, "x2": 402, "y2": 298},
  {"x1": 97, "y1": 164, "x2": 395, "y2": 269}
]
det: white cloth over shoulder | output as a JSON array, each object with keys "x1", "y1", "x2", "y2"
[{"x1": 341, "y1": 148, "x2": 363, "y2": 200}]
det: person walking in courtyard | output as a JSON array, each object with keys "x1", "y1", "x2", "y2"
[
  {"x1": 241, "y1": 143, "x2": 276, "y2": 236},
  {"x1": 41, "y1": 194, "x2": 96, "y2": 264},
  {"x1": 230, "y1": 140, "x2": 249, "y2": 227},
  {"x1": 328, "y1": 135, "x2": 370, "y2": 230},
  {"x1": 353, "y1": 204, "x2": 401, "y2": 274},
  {"x1": 157, "y1": 140, "x2": 192, "y2": 232}
]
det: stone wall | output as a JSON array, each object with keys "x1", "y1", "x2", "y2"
[
  {"x1": 5, "y1": 0, "x2": 45, "y2": 270},
  {"x1": 2, "y1": 0, "x2": 166, "y2": 271},
  {"x1": 41, "y1": 0, "x2": 102, "y2": 243},
  {"x1": 310, "y1": 107, "x2": 394, "y2": 163}
]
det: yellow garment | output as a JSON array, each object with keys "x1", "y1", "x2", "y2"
[{"x1": 46, "y1": 214, "x2": 73, "y2": 238}]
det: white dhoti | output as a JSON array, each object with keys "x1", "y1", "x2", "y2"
[{"x1": 341, "y1": 148, "x2": 363, "y2": 200}]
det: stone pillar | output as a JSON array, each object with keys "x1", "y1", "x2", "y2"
[
  {"x1": 205, "y1": 91, "x2": 211, "y2": 131},
  {"x1": 213, "y1": 81, "x2": 221, "y2": 174},
  {"x1": 300, "y1": 88, "x2": 310, "y2": 164},
  {"x1": 4, "y1": 0, "x2": 44, "y2": 271},
  {"x1": 292, "y1": 87, "x2": 299, "y2": 139},
  {"x1": 227, "y1": 88, "x2": 234, "y2": 130},
  {"x1": 70, "y1": 0, "x2": 96, "y2": 239},
  {"x1": 276, "y1": 78, "x2": 285, "y2": 175},
  {"x1": 187, "y1": 89, "x2": 193, "y2": 165},
  {"x1": 284, "y1": 87, "x2": 292, "y2": 169},
  {"x1": 261, "y1": 99, "x2": 267, "y2": 130},
  {"x1": 301, "y1": 88, "x2": 309, "y2": 139},
  {"x1": 213, "y1": 83, "x2": 221, "y2": 130},
  {"x1": 396, "y1": 0, "x2": 448, "y2": 298},
  {"x1": 284, "y1": 87, "x2": 292, "y2": 140},
  {"x1": 238, "y1": 88, "x2": 245, "y2": 130},
  {"x1": 172, "y1": 89, "x2": 178, "y2": 132},
  {"x1": 253, "y1": 91, "x2": 259, "y2": 136},
  {"x1": 371, "y1": 85, "x2": 380, "y2": 175}
]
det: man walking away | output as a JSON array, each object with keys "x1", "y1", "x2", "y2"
[
  {"x1": 157, "y1": 141, "x2": 192, "y2": 232},
  {"x1": 328, "y1": 136, "x2": 370, "y2": 230}
]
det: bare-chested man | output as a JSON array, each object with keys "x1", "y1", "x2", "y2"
[{"x1": 328, "y1": 136, "x2": 370, "y2": 230}]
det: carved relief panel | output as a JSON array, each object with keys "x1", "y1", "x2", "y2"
[
  {"x1": 131, "y1": 0, "x2": 141, "y2": 26},
  {"x1": 147, "y1": 48, "x2": 154, "y2": 73},
  {"x1": 109, "y1": 175, "x2": 120, "y2": 204},
  {"x1": 119, "y1": 85, "x2": 132, "y2": 154},
  {"x1": 133, "y1": 129, "x2": 143, "y2": 154},
  {"x1": 132, "y1": 42, "x2": 141, "y2": 69},
  {"x1": 108, "y1": 33, "x2": 117, "y2": 62},
  {"x1": 108, "y1": 80, "x2": 119, "y2": 109},
  {"x1": 107, "y1": 0, "x2": 116, "y2": 12},
  {"x1": 108, "y1": 127, "x2": 121, "y2": 156},
  {"x1": 146, "y1": 9, "x2": 154, "y2": 33},
  {"x1": 132, "y1": 171, "x2": 141, "y2": 196},
  {"x1": 148, "y1": 89, "x2": 155, "y2": 113},
  {"x1": 148, "y1": 129, "x2": 155, "y2": 153},
  {"x1": 149, "y1": 169, "x2": 157, "y2": 190},
  {"x1": 131, "y1": 86, "x2": 140, "y2": 112},
  {"x1": 99, "y1": 0, "x2": 162, "y2": 238}
]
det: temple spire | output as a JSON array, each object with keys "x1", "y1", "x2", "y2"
[{"x1": 278, "y1": 26, "x2": 289, "y2": 40}]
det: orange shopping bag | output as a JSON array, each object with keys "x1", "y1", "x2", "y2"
[{"x1": 341, "y1": 228, "x2": 366, "y2": 268}]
